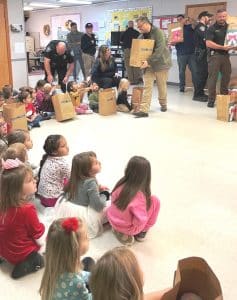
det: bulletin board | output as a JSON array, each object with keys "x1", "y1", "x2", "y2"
[
  {"x1": 152, "y1": 15, "x2": 178, "y2": 38},
  {"x1": 105, "y1": 6, "x2": 152, "y2": 44},
  {"x1": 51, "y1": 14, "x2": 81, "y2": 40}
]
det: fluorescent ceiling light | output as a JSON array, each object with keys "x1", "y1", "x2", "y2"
[
  {"x1": 29, "y1": 2, "x2": 61, "y2": 8},
  {"x1": 24, "y1": 5, "x2": 33, "y2": 10},
  {"x1": 58, "y1": 0, "x2": 92, "y2": 4}
]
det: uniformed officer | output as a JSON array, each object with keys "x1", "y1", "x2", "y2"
[
  {"x1": 44, "y1": 40, "x2": 74, "y2": 92},
  {"x1": 193, "y1": 11, "x2": 213, "y2": 102},
  {"x1": 206, "y1": 8, "x2": 236, "y2": 107}
]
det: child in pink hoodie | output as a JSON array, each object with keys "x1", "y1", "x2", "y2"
[{"x1": 106, "y1": 156, "x2": 160, "y2": 246}]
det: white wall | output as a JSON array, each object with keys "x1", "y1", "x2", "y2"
[
  {"x1": 7, "y1": 0, "x2": 28, "y2": 89},
  {"x1": 25, "y1": 0, "x2": 237, "y2": 84}
]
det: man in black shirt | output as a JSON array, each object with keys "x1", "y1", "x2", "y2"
[
  {"x1": 81, "y1": 23, "x2": 97, "y2": 79},
  {"x1": 120, "y1": 20, "x2": 141, "y2": 84},
  {"x1": 44, "y1": 40, "x2": 74, "y2": 92},
  {"x1": 193, "y1": 11, "x2": 213, "y2": 102},
  {"x1": 206, "y1": 8, "x2": 236, "y2": 107}
]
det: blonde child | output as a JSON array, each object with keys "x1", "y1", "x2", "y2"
[
  {"x1": 90, "y1": 247, "x2": 166, "y2": 300},
  {"x1": 37, "y1": 134, "x2": 70, "y2": 207},
  {"x1": 2, "y1": 142, "x2": 28, "y2": 163},
  {"x1": 107, "y1": 156, "x2": 160, "y2": 246},
  {"x1": 67, "y1": 81, "x2": 92, "y2": 114},
  {"x1": 117, "y1": 78, "x2": 132, "y2": 112},
  {"x1": 0, "y1": 159, "x2": 45, "y2": 278},
  {"x1": 56, "y1": 151, "x2": 109, "y2": 238},
  {"x1": 40, "y1": 217, "x2": 93, "y2": 300}
]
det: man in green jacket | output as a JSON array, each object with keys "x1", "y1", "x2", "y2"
[{"x1": 134, "y1": 16, "x2": 171, "y2": 118}]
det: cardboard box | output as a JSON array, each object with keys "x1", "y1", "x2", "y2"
[
  {"x1": 216, "y1": 94, "x2": 237, "y2": 122},
  {"x1": 131, "y1": 87, "x2": 144, "y2": 111},
  {"x1": 168, "y1": 22, "x2": 184, "y2": 44},
  {"x1": 99, "y1": 88, "x2": 117, "y2": 116},
  {"x1": 161, "y1": 257, "x2": 223, "y2": 300},
  {"x1": 3, "y1": 103, "x2": 28, "y2": 132},
  {"x1": 52, "y1": 93, "x2": 75, "y2": 122},
  {"x1": 130, "y1": 39, "x2": 155, "y2": 67}
]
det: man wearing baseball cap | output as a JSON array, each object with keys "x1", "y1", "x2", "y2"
[
  {"x1": 81, "y1": 23, "x2": 97, "y2": 79},
  {"x1": 193, "y1": 11, "x2": 213, "y2": 102}
]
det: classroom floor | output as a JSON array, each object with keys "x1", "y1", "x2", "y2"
[{"x1": 1, "y1": 82, "x2": 237, "y2": 299}]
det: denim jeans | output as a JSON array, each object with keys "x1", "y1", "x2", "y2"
[{"x1": 177, "y1": 53, "x2": 198, "y2": 93}]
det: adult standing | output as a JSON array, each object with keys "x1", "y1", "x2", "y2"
[
  {"x1": 120, "y1": 20, "x2": 141, "y2": 84},
  {"x1": 81, "y1": 23, "x2": 97, "y2": 79},
  {"x1": 67, "y1": 22, "x2": 86, "y2": 81},
  {"x1": 194, "y1": 11, "x2": 213, "y2": 101},
  {"x1": 44, "y1": 40, "x2": 74, "y2": 92},
  {"x1": 206, "y1": 9, "x2": 236, "y2": 107},
  {"x1": 133, "y1": 16, "x2": 171, "y2": 118},
  {"x1": 173, "y1": 15, "x2": 198, "y2": 99}
]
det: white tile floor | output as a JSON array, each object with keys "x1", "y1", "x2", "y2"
[{"x1": 1, "y1": 82, "x2": 237, "y2": 299}]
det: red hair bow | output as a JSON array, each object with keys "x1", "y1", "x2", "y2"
[{"x1": 62, "y1": 217, "x2": 79, "y2": 233}]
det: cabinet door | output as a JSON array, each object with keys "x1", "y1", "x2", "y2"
[{"x1": 0, "y1": 0, "x2": 12, "y2": 88}]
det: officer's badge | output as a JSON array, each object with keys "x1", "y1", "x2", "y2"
[
  {"x1": 46, "y1": 46, "x2": 51, "y2": 52},
  {"x1": 200, "y1": 26, "x2": 205, "y2": 32}
]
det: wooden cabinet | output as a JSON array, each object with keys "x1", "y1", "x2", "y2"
[{"x1": 0, "y1": 0, "x2": 12, "y2": 88}]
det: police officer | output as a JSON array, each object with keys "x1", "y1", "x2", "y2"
[
  {"x1": 193, "y1": 11, "x2": 213, "y2": 102},
  {"x1": 206, "y1": 8, "x2": 236, "y2": 107},
  {"x1": 44, "y1": 40, "x2": 74, "y2": 92}
]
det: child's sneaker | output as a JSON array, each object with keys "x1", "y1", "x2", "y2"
[
  {"x1": 134, "y1": 231, "x2": 147, "y2": 242},
  {"x1": 85, "y1": 109, "x2": 93, "y2": 114},
  {"x1": 112, "y1": 228, "x2": 134, "y2": 246}
]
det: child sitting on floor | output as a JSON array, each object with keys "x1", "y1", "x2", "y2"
[
  {"x1": 35, "y1": 80, "x2": 55, "y2": 118},
  {"x1": 107, "y1": 156, "x2": 160, "y2": 246},
  {"x1": 55, "y1": 151, "x2": 110, "y2": 238},
  {"x1": 37, "y1": 135, "x2": 70, "y2": 207},
  {"x1": 40, "y1": 217, "x2": 94, "y2": 300},
  {"x1": 0, "y1": 159, "x2": 45, "y2": 279},
  {"x1": 116, "y1": 78, "x2": 132, "y2": 112},
  {"x1": 88, "y1": 82, "x2": 100, "y2": 113},
  {"x1": 67, "y1": 81, "x2": 92, "y2": 114},
  {"x1": 18, "y1": 91, "x2": 42, "y2": 130}
]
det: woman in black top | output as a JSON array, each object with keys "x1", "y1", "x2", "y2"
[{"x1": 91, "y1": 45, "x2": 120, "y2": 89}]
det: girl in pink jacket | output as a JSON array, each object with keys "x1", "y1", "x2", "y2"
[{"x1": 106, "y1": 156, "x2": 160, "y2": 246}]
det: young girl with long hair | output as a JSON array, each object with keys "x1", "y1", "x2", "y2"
[
  {"x1": 40, "y1": 217, "x2": 93, "y2": 300},
  {"x1": 117, "y1": 78, "x2": 132, "y2": 112},
  {"x1": 90, "y1": 247, "x2": 166, "y2": 300},
  {"x1": 0, "y1": 159, "x2": 45, "y2": 278},
  {"x1": 107, "y1": 156, "x2": 160, "y2": 246},
  {"x1": 37, "y1": 134, "x2": 70, "y2": 207},
  {"x1": 55, "y1": 151, "x2": 109, "y2": 239},
  {"x1": 91, "y1": 45, "x2": 120, "y2": 89}
]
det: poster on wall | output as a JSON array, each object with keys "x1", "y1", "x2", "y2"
[
  {"x1": 51, "y1": 14, "x2": 81, "y2": 40},
  {"x1": 105, "y1": 6, "x2": 152, "y2": 45}
]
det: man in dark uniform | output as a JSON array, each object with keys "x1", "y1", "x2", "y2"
[
  {"x1": 44, "y1": 40, "x2": 74, "y2": 92},
  {"x1": 81, "y1": 23, "x2": 97, "y2": 79},
  {"x1": 206, "y1": 8, "x2": 236, "y2": 107},
  {"x1": 193, "y1": 11, "x2": 213, "y2": 101},
  {"x1": 120, "y1": 20, "x2": 141, "y2": 84}
]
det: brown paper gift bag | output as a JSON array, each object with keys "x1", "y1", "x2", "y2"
[
  {"x1": 168, "y1": 22, "x2": 184, "y2": 44},
  {"x1": 3, "y1": 103, "x2": 28, "y2": 132},
  {"x1": 216, "y1": 94, "x2": 237, "y2": 122},
  {"x1": 161, "y1": 257, "x2": 223, "y2": 300},
  {"x1": 131, "y1": 87, "x2": 144, "y2": 111},
  {"x1": 52, "y1": 93, "x2": 75, "y2": 122},
  {"x1": 130, "y1": 39, "x2": 155, "y2": 67},
  {"x1": 99, "y1": 88, "x2": 116, "y2": 116}
]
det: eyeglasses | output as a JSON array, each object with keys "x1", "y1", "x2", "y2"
[{"x1": 137, "y1": 22, "x2": 145, "y2": 30}]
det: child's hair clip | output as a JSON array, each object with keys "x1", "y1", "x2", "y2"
[
  {"x1": 62, "y1": 217, "x2": 79, "y2": 233},
  {"x1": 1, "y1": 158, "x2": 23, "y2": 170}
]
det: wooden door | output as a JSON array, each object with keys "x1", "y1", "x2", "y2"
[
  {"x1": 185, "y1": 2, "x2": 227, "y2": 88},
  {"x1": 0, "y1": 0, "x2": 12, "y2": 89}
]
